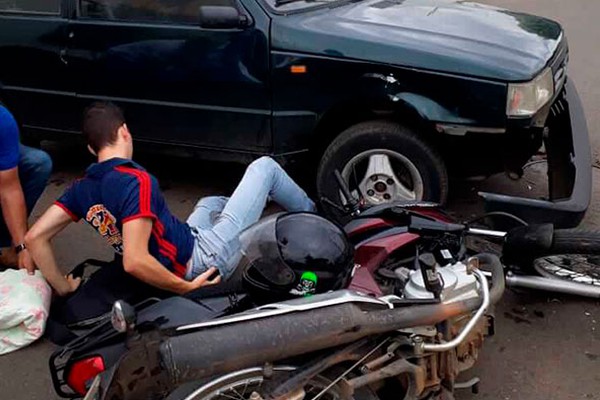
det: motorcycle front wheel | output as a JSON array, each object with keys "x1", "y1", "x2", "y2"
[
  {"x1": 533, "y1": 229, "x2": 600, "y2": 289},
  {"x1": 179, "y1": 366, "x2": 353, "y2": 400}
]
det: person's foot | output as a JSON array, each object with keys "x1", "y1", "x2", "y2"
[{"x1": 0, "y1": 247, "x2": 17, "y2": 270}]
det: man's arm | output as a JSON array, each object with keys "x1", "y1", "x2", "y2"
[
  {"x1": 25, "y1": 205, "x2": 81, "y2": 295},
  {"x1": 0, "y1": 166, "x2": 34, "y2": 272},
  {"x1": 122, "y1": 218, "x2": 220, "y2": 294}
]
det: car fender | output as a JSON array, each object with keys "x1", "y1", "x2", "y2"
[{"x1": 360, "y1": 72, "x2": 475, "y2": 125}]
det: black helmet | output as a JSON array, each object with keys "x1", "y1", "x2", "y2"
[{"x1": 240, "y1": 213, "x2": 354, "y2": 303}]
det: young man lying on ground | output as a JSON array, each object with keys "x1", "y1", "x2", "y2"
[{"x1": 25, "y1": 102, "x2": 316, "y2": 297}]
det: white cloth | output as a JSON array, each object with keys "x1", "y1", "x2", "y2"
[{"x1": 0, "y1": 269, "x2": 51, "y2": 355}]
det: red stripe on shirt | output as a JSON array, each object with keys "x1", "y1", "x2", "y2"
[
  {"x1": 152, "y1": 225, "x2": 175, "y2": 258},
  {"x1": 115, "y1": 166, "x2": 187, "y2": 277},
  {"x1": 115, "y1": 166, "x2": 151, "y2": 214},
  {"x1": 54, "y1": 201, "x2": 80, "y2": 222}
]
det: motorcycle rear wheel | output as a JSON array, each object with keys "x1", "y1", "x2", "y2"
[
  {"x1": 180, "y1": 366, "x2": 352, "y2": 400},
  {"x1": 533, "y1": 229, "x2": 600, "y2": 287}
]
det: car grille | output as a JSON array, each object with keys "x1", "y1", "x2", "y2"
[{"x1": 550, "y1": 89, "x2": 567, "y2": 118}]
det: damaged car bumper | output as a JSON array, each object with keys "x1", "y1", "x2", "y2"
[{"x1": 479, "y1": 80, "x2": 591, "y2": 228}]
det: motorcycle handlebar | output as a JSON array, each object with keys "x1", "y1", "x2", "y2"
[{"x1": 334, "y1": 169, "x2": 360, "y2": 214}]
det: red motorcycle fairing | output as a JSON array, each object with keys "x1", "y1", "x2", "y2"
[
  {"x1": 344, "y1": 205, "x2": 452, "y2": 297},
  {"x1": 344, "y1": 217, "x2": 392, "y2": 237},
  {"x1": 349, "y1": 232, "x2": 420, "y2": 297}
]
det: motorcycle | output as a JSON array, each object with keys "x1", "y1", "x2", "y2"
[{"x1": 50, "y1": 172, "x2": 600, "y2": 400}]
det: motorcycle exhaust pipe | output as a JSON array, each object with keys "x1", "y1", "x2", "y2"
[
  {"x1": 101, "y1": 255, "x2": 504, "y2": 399},
  {"x1": 159, "y1": 253, "x2": 505, "y2": 385},
  {"x1": 160, "y1": 298, "x2": 480, "y2": 386},
  {"x1": 506, "y1": 273, "x2": 600, "y2": 298}
]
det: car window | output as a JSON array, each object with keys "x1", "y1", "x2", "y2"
[
  {"x1": 79, "y1": 0, "x2": 236, "y2": 25},
  {"x1": 0, "y1": 0, "x2": 60, "y2": 14}
]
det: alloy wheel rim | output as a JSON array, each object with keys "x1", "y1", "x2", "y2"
[{"x1": 341, "y1": 149, "x2": 424, "y2": 206}]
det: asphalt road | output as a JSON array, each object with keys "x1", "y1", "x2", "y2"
[{"x1": 1, "y1": 0, "x2": 599, "y2": 399}]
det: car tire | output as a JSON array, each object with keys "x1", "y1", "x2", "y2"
[{"x1": 317, "y1": 120, "x2": 448, "y2": 218}]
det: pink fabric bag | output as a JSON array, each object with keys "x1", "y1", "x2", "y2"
[{"x1": 0, "y1": 269, "x2": 52, "y2": 355}]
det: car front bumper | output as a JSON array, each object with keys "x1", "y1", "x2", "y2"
[{"x1": 479, "y1": 80, "x2": 591, "y2": 228}]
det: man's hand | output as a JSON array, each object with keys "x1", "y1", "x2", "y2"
[
  {"x1": 185, "y1": 267, "x2": 222, "y2": 293},
  {"x1": 52, "y1": 274, "x2": 82, "y2": 297},
  {"x1": 25, "y1": 205, "x2": 75, "y2": 296},
  {"x1": 65, "y1": 274, "x2": 82, "y2": 294},
  {"x1": 18, "y1": 249, "x2": 35, "y2": 275},
  {"x1": 124, "y1": 219, "x2": 223, "y2": 294}
]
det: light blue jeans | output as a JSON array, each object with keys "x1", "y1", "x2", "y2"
[{"x1": 185, "y1": 157, "x2": 316, "y2": 280}]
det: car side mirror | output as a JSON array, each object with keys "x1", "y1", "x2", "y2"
[{"x1": 198, "y1": 6, "x2": 250, "y2": 29}]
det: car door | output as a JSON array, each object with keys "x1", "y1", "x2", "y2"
[
  {"x1": 0, "y1": 0, "x2": 79, "y2": 132},
  {"x1": 66, "y1": 0, "x2": 271, "y2": 151}
]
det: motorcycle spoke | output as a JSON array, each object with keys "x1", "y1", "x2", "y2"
[
  {"x1": 241, "y1": 380, "x2": 250, "y2": 398},
  {"x1": 231, "y1": 387, "x2": 246, "y2": 400},
  {"x1": 536, "y1": 254, "x2": 600, "y2": 286},
  {"x1": 216, "y1": 392, "x2": 243, "y2": 400}
]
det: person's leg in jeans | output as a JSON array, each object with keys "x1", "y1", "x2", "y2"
[
  {"x1": 0, "y1": 145, "x2": 52, "y2": 262},
  {"x1": 189, "y1": 157, "x2": 315, "y2": 278},
  {"x1": 186, "y1": 196, "x2": 229, "y2": 230},
  {"x1": 212, "y1": 157, "x2": 315, "y2": 243},
  {"x1": 17, "y1": 145, "x2": 52, "y2": 213}
]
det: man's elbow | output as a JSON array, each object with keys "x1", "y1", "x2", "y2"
[{"x1": 123, "y1": 255, "x2": 143, "y2": 275}]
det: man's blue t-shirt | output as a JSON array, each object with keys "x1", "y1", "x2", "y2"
[
  {"x1": 56, "y1": 158, "x2": 194, "y2": 277},
  {"x1": 0, "y1": 106, "x2": 20, "y2": 171}
]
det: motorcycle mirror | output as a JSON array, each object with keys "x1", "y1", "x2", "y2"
[{"x1": 111, "y1": 300, "x2": 137, "y2": 333}]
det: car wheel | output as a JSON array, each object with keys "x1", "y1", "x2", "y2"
[{"x1": 317, "y1": 120, "x2": 448, "y2": 217}]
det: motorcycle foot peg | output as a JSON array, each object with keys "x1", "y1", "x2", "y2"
[{"x1": 454, "y1": 377, "x2": 480, "y2": 394}]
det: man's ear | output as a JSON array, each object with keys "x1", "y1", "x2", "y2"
[
  {"x1": 87, "y1": 144, "x2": 97, "y2": 156},
  {"x1": 120, "y1": 124, "x2": 132, "y2": 142}
]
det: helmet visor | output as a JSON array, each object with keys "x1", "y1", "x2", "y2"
[{"x1": 240, "y1": 214, "x2": 296, "y2": 288}]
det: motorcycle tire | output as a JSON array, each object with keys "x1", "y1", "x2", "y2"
[
  {"x1": 533, "y1": 229, "x2": 600, "y2": 288},
  {"x1": 175, "y1": 366, "x2": 363, "y2": 400}
]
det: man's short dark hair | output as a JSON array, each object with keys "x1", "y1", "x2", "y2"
[{"x1": 83, "y1": 102, "x2": 126, "y2": 153}]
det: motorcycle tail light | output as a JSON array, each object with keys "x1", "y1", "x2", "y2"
[{"x1": 67, "y1": 356, "x2": 105, "y2": 395}]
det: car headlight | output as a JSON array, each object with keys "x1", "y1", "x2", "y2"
[{"x1": 506, "y1": 68, "x2": 554, "y2": 117}]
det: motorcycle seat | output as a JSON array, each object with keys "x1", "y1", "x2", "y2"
[{"x1": 137, "y1": 295, "x2": 243, "y2": 329}]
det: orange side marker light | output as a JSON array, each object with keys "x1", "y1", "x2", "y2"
[{"x1": 291, "y1": 65, "x2": 307, "y2": 74}]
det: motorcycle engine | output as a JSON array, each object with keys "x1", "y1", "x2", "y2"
[
  {"x1": 402, "y1": 261, "x2": 480, "y2": 303},
  {"x1": 378, "y1": 257, "x2": 493, "y2": 398}
]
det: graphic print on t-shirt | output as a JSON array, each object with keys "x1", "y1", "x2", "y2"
[{"x1": 86, "y1": 204, "x2": 123, "y2": 254}]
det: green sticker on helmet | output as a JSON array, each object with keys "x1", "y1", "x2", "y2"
[{"x1": 290, "y1": 271, "x2": 318, "y2": 297}]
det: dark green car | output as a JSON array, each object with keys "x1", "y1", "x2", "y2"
[{"x1": 0, "y1": 0, "x2": 590, "y2": 226}]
